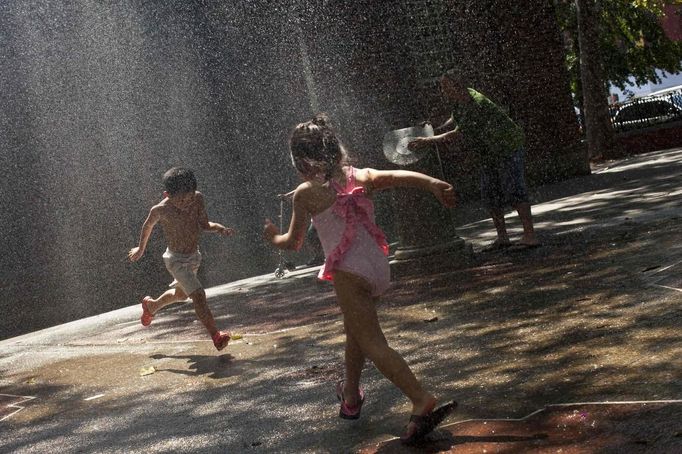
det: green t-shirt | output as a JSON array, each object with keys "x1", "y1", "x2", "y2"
[{"x1": 451, "y1": 88, "x2": 525, "y2": 165}]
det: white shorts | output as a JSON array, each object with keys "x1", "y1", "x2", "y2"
[{"x1": 162, "y1": 248, "x2": 202, "y2": 296}]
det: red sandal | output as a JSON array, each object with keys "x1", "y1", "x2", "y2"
[
  {"x1": 212, "y1": 331, "x2": 231, "y2": 351},
  {"x1": 140, "y1": 296, "x2": 154, "y2": 327}
]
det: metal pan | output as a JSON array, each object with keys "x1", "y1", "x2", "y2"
[{"x1": 382, "y1": 123, "x2": 434, "y2": 165}]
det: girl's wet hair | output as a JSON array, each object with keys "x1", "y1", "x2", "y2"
[{"x1": 289, "y1": 113, "x2": 348, "y2": 180}]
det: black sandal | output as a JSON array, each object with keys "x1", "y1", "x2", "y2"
[
  {"x1": 509, "y1": 242, "x2": 542, "y2": 251},
  {"x1": 400, "y1": 400, "x2": 458, "y2": 445}
]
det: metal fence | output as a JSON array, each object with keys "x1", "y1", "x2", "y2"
[{"x1": 609, "y1": 89, "x2": 682, "y2": 133}]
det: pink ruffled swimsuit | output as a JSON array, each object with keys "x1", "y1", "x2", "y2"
[{"x1": 312, "y1": 166, "x2": 391, "y2": 296}]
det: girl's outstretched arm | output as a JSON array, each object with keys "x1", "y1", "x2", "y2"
[
  {"x1": 264, "y1": 185, "x2": 311, "y2": 251},
  {"x1": 365, "y1": 169, "x2": 456, "y2": 208}
]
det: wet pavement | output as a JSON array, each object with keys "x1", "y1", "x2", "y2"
[
  {"x1": 1, "y1": 148, "x2": 681, "y2": 453},
  {"x1": 360, "y1": 401, "x2": 682, "y2": 453}
]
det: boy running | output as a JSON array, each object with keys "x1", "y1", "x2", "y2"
[{"x1": 128, "y1": 167, "x2": 233, "y2": 350}]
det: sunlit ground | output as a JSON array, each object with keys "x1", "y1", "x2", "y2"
[{"x1": 1, "y1": 148, "x2": 681, "y2": 452}]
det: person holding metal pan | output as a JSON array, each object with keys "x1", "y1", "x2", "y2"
[{"x1": 409, "y1": 69, "x2": 541, "y2": 252}]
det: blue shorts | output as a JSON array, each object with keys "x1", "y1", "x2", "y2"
[{"x1": 480, "y1": 148, "x2": 530, "y2": 209}]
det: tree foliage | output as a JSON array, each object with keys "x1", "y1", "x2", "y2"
[{"x1": 556, "y1": 0, "x2": 682, "y2": 94}]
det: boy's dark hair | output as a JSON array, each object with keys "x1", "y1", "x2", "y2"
[{"x1": 163, "y1": 167, "x2": 197, "y2": 195}]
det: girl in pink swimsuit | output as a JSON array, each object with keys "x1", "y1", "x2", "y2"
[{"x1": 264, "y1": 114, "x2": 458, "y2": 444}]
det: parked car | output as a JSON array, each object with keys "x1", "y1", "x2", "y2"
[
  {"x1": 611, "y1": 98, "x2": 682, "y2": 132},
  {"x1": 649, "y1": 84, "x2": 682, "y2": 100}
]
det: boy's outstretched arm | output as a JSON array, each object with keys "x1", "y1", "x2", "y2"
[
  {"x1": 264, "y1": 186, "x2": 310, "y2": 251},
  {"x1": 128, "y1": 207, "x2": 161, "y2": 262},
  {"x1": 206, "y1": 222, "x2": 235, "y2": 236},
  {"x1": 196, "y1": 192, "x2": 235, "y2": 236},
  {"x1": 367, "y1": 169, "x2": 456, "y2": 208}
]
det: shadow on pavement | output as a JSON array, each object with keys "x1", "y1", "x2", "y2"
[{"x1": 361, "y1": 401, "x2": 682, "y2": 453}]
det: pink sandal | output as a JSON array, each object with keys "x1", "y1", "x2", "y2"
[
  {"x1": 336, "y1": 380, "x2": 365, "y2": 420},
  {"x1": 140, "y1": 296, "x2": 154, "y2": 327},
  {"x1": 212, "y1": 331, "x2": 231, "y2": 351}
]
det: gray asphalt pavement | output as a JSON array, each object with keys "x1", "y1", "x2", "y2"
[{"x1": 1, "y1": 148, "x2": 681, "y2": 453}]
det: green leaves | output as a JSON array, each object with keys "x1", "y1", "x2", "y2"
[{"x1": 557, "y1": 0, "x2": 682, "y2": 94}]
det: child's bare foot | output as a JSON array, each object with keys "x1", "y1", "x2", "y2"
[
  {"x1": 410, "y1": 394, "x2": 437, "y2": 420},
  {"x1": 212, "y1": 331, "x2": 231, "y2": 351},
  {"x1": 339, "y1": 381, "x2": 363, "y2": 408},
  {"x1": 401, "y1": 399, "x2": 458, "y2": 445},
  {"x1": 402, "y1": 394, "x2": 437, "y2": 440},
  {"x1": 336, "y1": 380, "x2": 365, "y2": 420},
  {"x1": 140, "y1": 296, "x2": 154, "y2": 327}
]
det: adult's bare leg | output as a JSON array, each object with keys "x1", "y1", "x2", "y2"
[
  {"x1": 489, "y1": 208, "x2": 510, "y2": 246},
  {"x1": 514, "y1": 202, "x2": 540, "y2": 245}
]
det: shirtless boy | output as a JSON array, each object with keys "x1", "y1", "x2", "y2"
[{"x1": 128, "y1": 167, "x2": 233, "y2": 350}]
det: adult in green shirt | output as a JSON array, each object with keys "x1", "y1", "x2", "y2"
[{"x1": 409, "y1": 70, "x2": 540, "y2": 251}]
